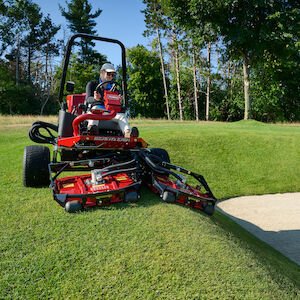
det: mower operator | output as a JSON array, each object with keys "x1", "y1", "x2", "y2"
[
  {"x1": 87, "y1": 63, "x2": 131, "y2": 138},
  {"x1": 94, "y1": 63, "x2": 116, "y2": 99}
]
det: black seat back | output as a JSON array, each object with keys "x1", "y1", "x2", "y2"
[{"x1": 85, "y1": 80, "x2": 98, "y2": 100}]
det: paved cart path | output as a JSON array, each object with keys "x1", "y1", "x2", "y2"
[{"x1": 217, "y1": 193, "x2": 300, "y2": 266}]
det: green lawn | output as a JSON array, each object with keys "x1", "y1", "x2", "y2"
[{"x1": 0, "y1": 116, "x2": 299, "y2": 299}]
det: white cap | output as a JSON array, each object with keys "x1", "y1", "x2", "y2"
[{"x1": 100, "y1": 63, "x2": 115, "y2": 72}]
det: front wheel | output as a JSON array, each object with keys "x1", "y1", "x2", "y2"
[
  {"x1": 147, "y1": 148, "x2": 170, "y2": 163},
  {"x1": 23, "y1": 145, "x2": 50, "y2": 187},
  {"x1": 203, "y1": 203, "x2": 215, "y2": 216},
  {"x1": 65, "y1": 201, "x2": 83, "y2": 213},
  {"x1": 124, "y1": 191, "x2": 140, "y2": 203},
  {"x1": 162, "y1": 191, "x2": 176, "y2": 203}
]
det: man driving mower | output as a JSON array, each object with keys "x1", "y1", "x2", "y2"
[{"x1": 86, "y1": 63, "x2": 133, "y2": 137}]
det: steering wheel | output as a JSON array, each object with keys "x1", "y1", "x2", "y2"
[{"x1": 95, "y1": 80, "x2": 119, "y2": 94}]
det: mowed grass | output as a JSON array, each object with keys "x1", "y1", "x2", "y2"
[{"x1": 0, "y1": 116, "x2": 299, "y2": 299}]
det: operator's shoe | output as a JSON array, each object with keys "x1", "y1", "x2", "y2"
[
  {"x1": 130, "y1": 127, "x2": 139, "y2": 137},
  {"x1": 88, "y1": 125, "x2": 99, "y2": 135}
]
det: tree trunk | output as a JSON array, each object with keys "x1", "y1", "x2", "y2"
[
  {"x1": 45, "y1": 46, "x2": 48, "y2": 79},
  {"x1": 40, "y1": 47, "x2": 50, "y2": 115},
  {"x1": 8, "y1": 102, "x2": 13, "y2": 115},
  {"x1": 192, "y1": 48, "x2": 199, "y2": 121},
  {"x1": 16, "y1": 34, "x2": 20, "y2": 86},
  {"x1": 27, "y1": 46, "x2": 32, "y2": 83},
  {"x1": 243, "y1": 53, "x2": 250, "y2": 120},
  {"x1": 205, "y1": 42, "x2": 211, "y2": 121},
  {"x1": 230, "y1": 62, "x2": 235, "y2": 103},
  {"x1": 174, "y1": 41, "x2": 183, "y2": 121},
  {"x1": 156, "y1": 27, "x2": 170, "y2": 120}
]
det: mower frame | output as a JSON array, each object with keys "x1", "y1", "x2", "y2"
[{"x1": 23, "y1": 33, "x2": 217, "y2": 215}]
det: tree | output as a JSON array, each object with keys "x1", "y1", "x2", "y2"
[
  {"x1": 59, "y1": 0, "x2": 107, "y2": 99},
  {"x1": 0, "y1": 0, "x2": 61, "y2": 114},
  {"x1": 0, "y1": 1, "x2": 60, "y2": 82},
  {"x1": 0, "y1": 59, "x2": 41, "y2": 114},
  {"x1": 181, "y1": 29, "x2": 209, "y2": 121},
  {"x1": 164, "y1": 0, "x2": 299, "y2": 120},
  {"x1": 127, "y1": 45, "x2": 165, "y2": 118},
  {"x1": 143, "y1": 0, "x2": 170, "y2": 120},
  {"x1": 1, "y1": 0, "x2": 40, "y2": 82},
  {"x1": 20, "y1": 1, "x2": 43, "y2": 82},
  {"x1": 167, "y1": 28, "x2": 184, "y2": 121},
  {"x1": 258, "y1": 1, "x2": 300, "y2": 121},
  {"x1": 36, "y1": 15, "x2": 61, "y2": 114},
  {"x1": 60, "y1": 0, "x2": 103, "y2": 64},
  {"x1": 211, "y1": 58, "x2": 244, "y2": 121}
]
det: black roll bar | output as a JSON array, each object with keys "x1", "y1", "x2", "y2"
[{"x1": 58, "y1": 33, "x2": 128, "y2": 107}]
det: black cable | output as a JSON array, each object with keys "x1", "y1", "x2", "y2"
[{"x1": 28, "y1": 121, "x2": 58, "y2": 145}]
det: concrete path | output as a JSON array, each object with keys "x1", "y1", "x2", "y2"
[{"x1": 217, "y1": 193, "x2": 300, "y2": 266}]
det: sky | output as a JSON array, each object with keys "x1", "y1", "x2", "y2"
[{"x1": 34, "y1": 0, "x2": 150, "y2": 65}]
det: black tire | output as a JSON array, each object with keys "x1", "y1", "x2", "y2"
[
  {"x1": 131, "y1": 127, "x2": 139, "y2": 137},
  {"x1": 162, "y1": 191, "x2": 176, "y2": 203},
  {"x1": 203, "y1": 203, "x2": 215, "y2": 216},
  {"x1": 124, "y1": 191, "x2": 140, "y2": 203},
  {"x1": 65, "y1": 201, "x2": 83, "y2": 213},
  {"x1": 23, "y1": 145, "x2": 50, "y2": 187},
  {"x1": 148, "y1": 148, "x2": 170, "y2": 163}
]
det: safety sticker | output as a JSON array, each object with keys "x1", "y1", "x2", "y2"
[{"x1": 63, "y1": 183, "x2": 75, "y2": 188}]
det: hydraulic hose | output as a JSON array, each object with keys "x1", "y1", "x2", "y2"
[{"x1": 28, "y1": 121, "x2": 58, "y2": 145}]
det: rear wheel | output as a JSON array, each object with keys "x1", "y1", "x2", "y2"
[{"x1": 23, "y1": 145, "x2": 50, "y2": 187}]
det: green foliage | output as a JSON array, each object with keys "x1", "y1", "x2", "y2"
[
  {"x1": 161, "y1": 0, "x2": 300, "y2": 121},
  {"x1": 0, "y1": 0, "x2": 61, "y2": 115},
  {"x1": 0, "y1": 84, "x2": 40, "y2": 115},
  {"x1": 0, "y1": 65, "x2": 59, "y2": 115},
  {"x1": 0, "y1": 0, "x2": 298, "y2": 120},
  {"x1": 38, "y1": 15, "x2": 61, "y2": 58},
  {"x1": 58, "y1": 0, "x2": 107, "y2": 99},
  {"x1": 251, "y1": 78, "x2": 284, "y2": 122},
  {"x1": 60, "y1": 0, "x2": 101, "y2": 35},
  {"x1": 0, "y1": 0, "x2": 107, "y2": 115},
  {"x1": 60, "y1": 0, "x2": 104, "y2": 64},
  {"x1": 54, "y1": 53, "x2": 106, "y2": 97},
  {"x1": 0, "y1": 61, "x2": 40, "y2": 114},
  {"x1": 143, "y1": 0, "x2": 169, "y2": 37},
  {"x1": 209, "y1": 87, "x2": 243, "y2": 122},
  {"x1": 0, "y1": 0, "x2": 61, "y2": 83},
  {"x1": 208, "y1": 61, "x2": 245, "y2": 121},
  {"x1": 127, "y1": 45, "x2": 165, "y2": 118}
]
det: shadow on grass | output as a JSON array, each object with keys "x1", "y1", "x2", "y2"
[
  {"x1": 212, "y1": 210, "x2": 300, "y2": 289},
  {"x1": 83, "y1": 187, "x2": 162, "y2": 213},
  {"x1": 79, "y1": 187, "x2": 214, "y2": 219},
  {"x1": 217, "y1": 207, "x2": 300, "y2": 266}
]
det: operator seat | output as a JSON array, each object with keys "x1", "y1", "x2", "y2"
[{"x1": 85, "y1": 80, "x2": 98, "y2": 101}]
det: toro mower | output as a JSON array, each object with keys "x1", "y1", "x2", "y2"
[{"x1": 23, "y1": 33, "x2": 217, "y2": 215}]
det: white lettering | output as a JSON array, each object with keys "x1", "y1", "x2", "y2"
[{"x1": 94, "y1": 137, "x2": 129, "y2": 142}]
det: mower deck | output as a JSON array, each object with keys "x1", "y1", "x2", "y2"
[
  {"x1": 49, "y1": 150, "x2": 217, "y2": 214},
  {"x1": 53, "y1": 173, "x2": 141, "y2": 209}
]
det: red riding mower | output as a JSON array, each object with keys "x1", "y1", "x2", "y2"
[{"x1": 23, "y1": 33, "x2": 217, "y2": 215}]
